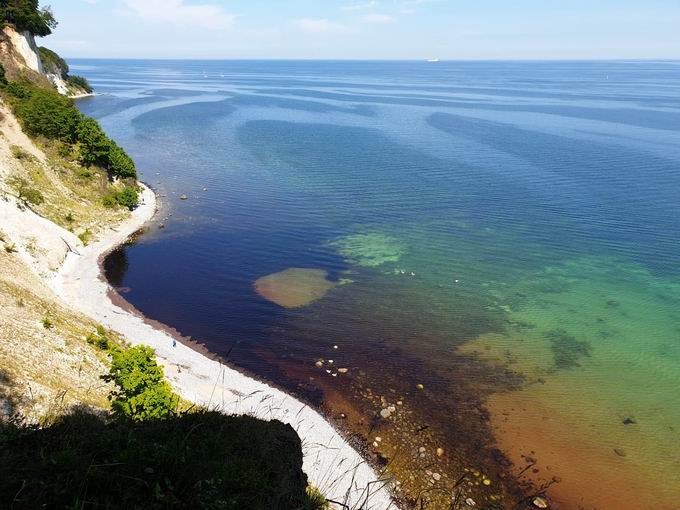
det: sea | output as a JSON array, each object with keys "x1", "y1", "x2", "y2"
[{"x1": 73, "y1": 59, "x2": 680, "y2": 509}]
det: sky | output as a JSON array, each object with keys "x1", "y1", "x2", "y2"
[{"x1": 43, "y1": 0, "x2": 680, "y2": 60}]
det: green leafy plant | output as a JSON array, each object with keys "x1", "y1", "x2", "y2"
[
  {"x1": 66, "y1": 75, "x2": 92, "y2": 93},
  {"x1": 42, "y1": 315, "x2": 52, "y2": 329},
  {"x1": 77, "y1": 228, "x2": 92, "y2": 246},
  {"x1": 3, "y1": 79, "x2": 138, "y2": 180},
  {"x1": 9, "y1": 176, "x2": 44, "y2": 206},
  {"x1": 107, "y1": 140, "x2": 136, "y2": 178},
  {"x1": 103, "y1": 186, "x2": 139, "y2": 210},
  {"x1": 102, "y1": 345, "x2": 177, "y2": 422},
  {"x1": 1, "y1": 0, "x2": 57, "y2": 36},
  {"x1": 10, "y1": 144, "x2": 32, "y2": 160}
]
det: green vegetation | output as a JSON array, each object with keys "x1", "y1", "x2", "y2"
[
  {"x1": 9, "y1": 175, "x2": 44, "y2": 205},
  {"x1": 0, "y1": 63, "x2": 6, "y2": 85},
  {"x1": 10, "y1": 143, "x2": 32, "y2": 160},
  {"x1": 104, "y1": 185, "x2": 140, "y2": 210},
  {"x1": 38, "y1": 46, "x2": 67, "y2": 74},
  {"x1": 39, "y1": 46, "x2": 92, "y2": 93},
  {"x1": 65, "y1": 74, "x2": 92, "y2": 93},
  {"x1": 103, "y1": 345, "x2": 177, "y2": 422},
  {"x1": 77, "y1": 228, "x2": 92, "y2": 246},
  {"x1": 41, "y1": 315, "x2": 52, "y2": 329},
  {"x1": 0, "y1": 341, "x2": 327, "y2": 509},
  {"x1": 2, "y1": 80, "x2": 137, "y2": 180},
  {"x1": 0, "y1": 0, "x2": 56, "y2": 37},
  {"x1": 1, "y1": 78, "x2": 140, "y2": 210},
  {"x1": 10, "y1": 85, "x2": 81, "y2": 141}
]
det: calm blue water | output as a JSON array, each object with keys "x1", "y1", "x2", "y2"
[{"x1": 74, "y1": 60, "x2": 680, "y2": 509}]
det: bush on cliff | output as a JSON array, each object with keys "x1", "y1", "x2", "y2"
[
  {"x1": 103, "y1": 185, "x2": 140, "y2": 210},
  {"x1": 10, "y1": 85, "x2": 80, "y2": 141},
  {"x1": 2, "y1": 79, "x2": 138, "y2": 181},
  {"x1": 103, "y1": 345, "x2": 177, "y2": 422},
  {"x1": 66, "y1": 74, "x2": 92, "y2": 93},
  {"x1": 39, "y1": 46, "x2": 93, "y2": 93}
]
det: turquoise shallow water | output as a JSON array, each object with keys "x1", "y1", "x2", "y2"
[{"x1": 75, "y1": 60, "x2": 680, "y2": 508}]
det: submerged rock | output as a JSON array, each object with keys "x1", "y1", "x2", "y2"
[
  {"x1": 328, "y1": 232, "x2": 406, "y2": 267},
  {"x1": 254, "y1": 268, "x2": 337, "y2": 308}
]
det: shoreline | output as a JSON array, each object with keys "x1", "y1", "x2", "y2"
[{"x1": 50, "y1": 183, "x2": 395, "y2": 509}]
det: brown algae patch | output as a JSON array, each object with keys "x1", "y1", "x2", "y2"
[{"x1": 254, "y1": 268, "x2": 338, "y2": 308}]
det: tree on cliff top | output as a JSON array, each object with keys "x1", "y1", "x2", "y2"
[{"x1": 1, "y1": 0, "x2": 57, "y2": 37}]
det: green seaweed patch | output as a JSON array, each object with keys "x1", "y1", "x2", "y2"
[
  {"x1": 545, "y1": 329, "x2": 592, "y2": 369},
  {"x1": 328, "y1": 233, "x2": 406, "y2": 267}
]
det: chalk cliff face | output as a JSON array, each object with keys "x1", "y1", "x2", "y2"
[
  {"x1": 0, "y1": 26, "x2": 88, "y2": 97},
  {"x1": 2, "y1": 26, "x2": 43, "y2": 73}
]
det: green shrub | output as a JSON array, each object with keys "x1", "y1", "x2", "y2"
[
  {"x1": 11, "y1": 87, "x2": 81, "y2": 142},
  {"x1": 10, "y1": 144, "x2": 32, "y2": 160},
  {"x1": 104, "y1": 186, "x2": 139, "y2": 210},
  {"x1": 108, "y1": 140, "x2": 136, "y2": 178},
  {"x1": 38, "y1": 46, "x2": 68, "y2": 76},
  {"x1": 10, "y1": 176, "x2": 44, "y2": 205},
  {"x1": 5, "y1": 80, "x2": 30, "y2": 98},
  {"x1": 103, "y1": 345, "x2": 177, "y2": 422},
  {"x1": 77, "y1": 228, "x2": 92, "y2": 246},
  {"x1": 76, "y1": 116, "x2": 109, "y2": 167},
  {"x1": 66, "y1": 75, "x2": 92, "y2": 93},
  {"x1": 4, "y1": 80, "x2": 138, "y2": 180},
  {"x1": 57, "y1": 142, "x2": 71, "y2": 158},
  {"x1": 42, "y1": 316, "x2": 53, "y2": 329},
  {"x1": 0, "y1": 63, "x2": 6, "y2": 85}
]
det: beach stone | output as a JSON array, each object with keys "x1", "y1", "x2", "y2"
[
  {"x1": 418, "y1": 446, "x2": 426, "y2": 453},
  {"x1": 416, "y1": 383, "x2": 424, "y2": 390},
  {"x1": 380, "y1": 408, "x2": 392, "y2": 419},
  {"x1": 623, "y1": 416, "x2": 637, "y2": 425},
  {"x1": 315, "y1": 360, "x2": 323, "y2": 368},
  {"x1": 436, "y1": 447, "x2": 444, "y2": 457},
  {"x1": 180, "y1": 194, "x2": 188, "y2": 200},
  {"x1": 465, "y1": 498, "x2": 476, "y2": 507},
  {"x1": 338, "y1": 367, "x2": 349, "y2": 374},
  {"x1": 532, "y1": 496, "x2": 549, "y2": 508},
  {"x1": 432, "y1": 472, "x2": 441, "y2": 481},
  {"x1": 614, "y1": 448, "x2": 627, "y2": 457}
]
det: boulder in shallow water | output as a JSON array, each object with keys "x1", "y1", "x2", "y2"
[{"x1": 532, "y1": 496, "x2": 549, "y2": 508}]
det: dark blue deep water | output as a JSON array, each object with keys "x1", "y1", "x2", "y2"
[{"x1": 74, "y1": 60, "x2": 680, "y2": 509}]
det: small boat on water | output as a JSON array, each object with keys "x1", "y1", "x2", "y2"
[{"x1": 427, "y1": 58, "x2": 440, "y2": 63}]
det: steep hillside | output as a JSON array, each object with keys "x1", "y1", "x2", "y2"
[{"x1": 0, "y1": 98, "x2": 130, "y2": 421}]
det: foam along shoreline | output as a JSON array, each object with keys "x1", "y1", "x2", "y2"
[{"x1": 50, "y1": 183, "x2": 395, "y2": 509}]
